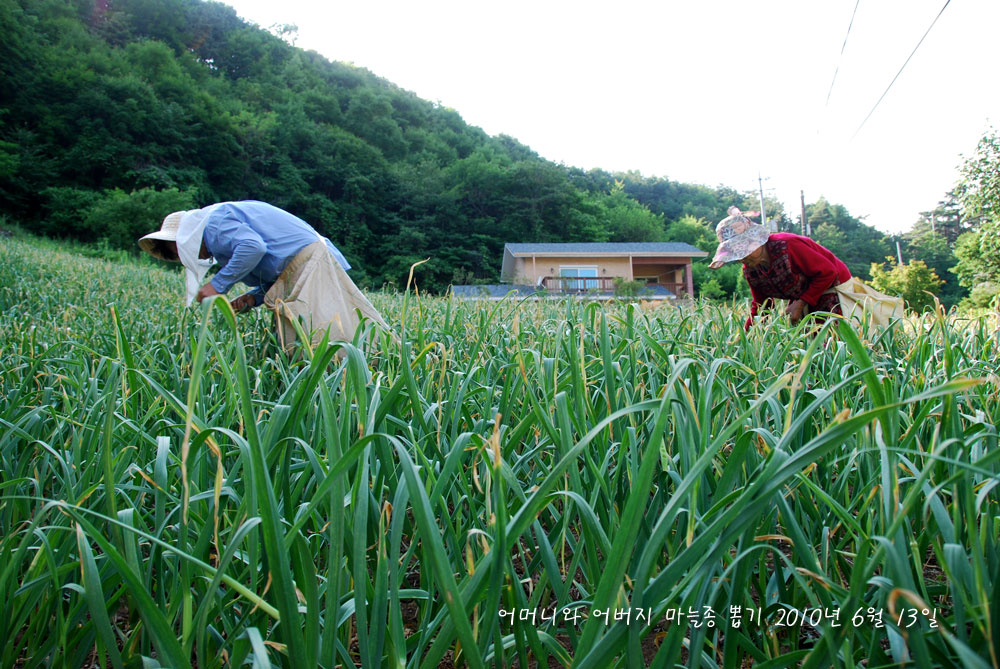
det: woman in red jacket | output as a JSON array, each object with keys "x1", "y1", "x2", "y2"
[{"x1": 709, "y1": 207, "x2": 851, "y2": 330}]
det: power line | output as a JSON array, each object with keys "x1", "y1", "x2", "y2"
[
  {"x1": 825, "y1": 0, "x2": 862, "y2": 107},
  {"x1": 851, "y1": 0, "x2": 951, "y2": 139}
]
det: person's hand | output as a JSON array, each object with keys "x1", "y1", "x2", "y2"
[
  {"x1": 196, "y1": 282, "x2": 220, "y2": 302},
  {"x1": 230, "y1": 293, "x2": 256, "y2": 313},
  {"x1": 785, "y1": 299, "x2": 807, "y2": 325}
]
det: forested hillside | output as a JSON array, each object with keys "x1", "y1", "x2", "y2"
[{"x1": 0, "y1": 0, "x2": 982, "y2": 302}]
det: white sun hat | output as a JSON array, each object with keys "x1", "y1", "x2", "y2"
[
  {"x1": 138, "y1": 212, "x2": 183, "y2": 259},
  {"x1": 139, "y1": 207, "x2": 219, "y2": 305}
]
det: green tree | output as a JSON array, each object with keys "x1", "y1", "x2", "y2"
[
  {"x1": 893, "y1": 189, "x2": 970, "y2": 308},
  {"x1": 344, "y1": 90, "x2": 407, "y2": 159},
  {"x1": 600, "y1": 181, "x2": 665, "y2": 242},
  {"x1": 902, "y1": 230, "x2": 963, "y2": 307},
  {"x1": 811, "y1": 222, "x2": 848, "y2": 261},
  {"x1": 665, "y1": 214, "x2": 717, "y2": 256},
  {"x1": 913, "y1": 191, "x2": 967, "y2": 244},
  {"x1": 869, "y1": 258, "x2": 943, "y2": 312},
  {"x1": 952, "y1": 127, "x2": 1000, "y2": 308},
  {"x1": 957, "y1": 126, "x2": 1000, "y2": 222},
  {"x1": 953, "y1": 219, "x2": 1000, "y2": 290},
  {"x1": 91, "y1": 188, "x2": 196, "y2": 247}
]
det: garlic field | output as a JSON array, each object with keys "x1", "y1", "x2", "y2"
[{"x1": 1, "y1": 235, "x2": 998, "y2": 668}]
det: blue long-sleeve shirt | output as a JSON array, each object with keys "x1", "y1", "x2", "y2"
[{"x1": 202, "y1": 201, "x2": 351, "y2": 304}]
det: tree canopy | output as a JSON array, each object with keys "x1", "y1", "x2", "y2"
[{"x1": 948, "y1": 127, "x2": 1000, "y2": 307}]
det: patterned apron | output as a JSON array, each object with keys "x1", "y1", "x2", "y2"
[{"x1": 743, "y1": 239, "x2": 843, "y2": 317}]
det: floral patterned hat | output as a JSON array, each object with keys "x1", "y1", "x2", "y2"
[{"x1": 709, "y1": 206, "x2": 770, "y2": 269}]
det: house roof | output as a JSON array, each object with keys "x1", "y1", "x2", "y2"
[{"x1": 504, "y1": 242, "x2": 708, "y2": 257}]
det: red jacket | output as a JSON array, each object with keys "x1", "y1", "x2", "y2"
[{"x1": 744, "y1": 233, "x2": 851, "y2": 329}]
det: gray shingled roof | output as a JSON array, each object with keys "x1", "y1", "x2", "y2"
[{"x1": 504, "y1": 242, "x2": 707, "y2": 255}]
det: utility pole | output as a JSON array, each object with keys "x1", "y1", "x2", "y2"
[
  {"x1": 757, "y1": 172, "x2": 770, "y2": 231},
  {"x1": 800, "y1": 190, "x2": 808, "y2": 237}
]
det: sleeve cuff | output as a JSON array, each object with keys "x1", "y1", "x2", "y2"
[
  {"x1": 799, "y1": 290, "x2": 826, "y2": 307},
  {"x1": 210, "y1": 275, "x2": 233, "y2": 294}
]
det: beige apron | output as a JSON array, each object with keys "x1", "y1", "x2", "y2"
[
  {"x1": 826, "y1": 277, "x2": 904, "y2": 329},
  {"x1": 263, "y1": 241, "x2": 389, "y2": 351}
]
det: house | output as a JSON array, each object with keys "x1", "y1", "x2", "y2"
[{"x1": 452, "y1": 242, "x2": 709, "y2": 300}]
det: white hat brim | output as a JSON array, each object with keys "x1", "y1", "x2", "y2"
[{"x1": 138, "y1": 230, "x2": 179, "y2": 258}]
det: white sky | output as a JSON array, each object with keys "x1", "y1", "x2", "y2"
[{"x1": 222, "y1": 0, "x2": 999, "y2": 235}]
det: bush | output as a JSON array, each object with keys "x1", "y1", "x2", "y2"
[
  {"x1": 962, "y1": 282, "x2": 1000, "y2": 309},
  {"x1": 42, "y1": 187, "x2": 196, "y2": 249},
  {"x1": 693, "y1": 261, "x2": 747, "y2": 299},
  {"x1": 869, "y1": 257, "x2": 943, "y2": 312},
  {"x1": 612, "y1": 277, "x2": 651, "y2": 298},
  {"x1": 40, "y1": 187, "x2": 103, "y2": 237},
  {"x1": 82, "y1": 187, "x2": 196, "y2": 249},
  {"x1": 699, "y1": 278, "x2": 725, "y2": 300}
]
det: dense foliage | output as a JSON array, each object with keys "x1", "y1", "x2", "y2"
[
  {"x1": 951, "y1": 127, "x2": 1000, "y2": 308},
  {"x1": 0, "y1": 0, "x2": 748, "y2": 293},
  {"x1": 956, "y1": 126, "x2": 1000, "y2": 223},
  {"x1": 869, "y1": 258, "x2": 943, "y2": 312},
  {"x1": 2, "y1": 231, "x2": 999, "y2": 667}
]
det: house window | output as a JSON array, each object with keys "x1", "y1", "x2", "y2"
[{"x1": 559, "y1": 266, "x2": 599, "y2": 290}]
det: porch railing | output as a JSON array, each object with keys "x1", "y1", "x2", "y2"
[
  {"x1": 540, "y1": 277, "x2": 688, "y2": 296},
  {"x1": 541, "y1": 276, "x2": 617, "y2": 293}
]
